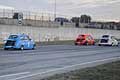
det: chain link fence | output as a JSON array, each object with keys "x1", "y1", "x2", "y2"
[{"x1": 0, "y1": 9, "x2": 74, "y2": 28}]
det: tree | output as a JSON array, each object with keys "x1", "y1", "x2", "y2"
[
  {"x1": 71, "y1": 17, "x2": 80, "y2": 23},
  {"x1": 71, "y1": 17, "x2": 80, "y2": 27},
  {"x1": 80, "y1": 15, "x2": 92, "y2": 23}
]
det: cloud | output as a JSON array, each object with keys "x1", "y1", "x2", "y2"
[
  {"x1": 0, "y1": 0, "x2": 119, "y2": 21},
  {"x1": 0, "y1": 5, "x2": 14, "y2": 10},
  {"x1": 49, "y1": 0, "x2": 120, "y2": 9}
]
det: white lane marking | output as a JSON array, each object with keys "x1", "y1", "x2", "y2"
[
  {"x1": 0, "y1": 72, "x2": 30, "y2": 78},
  {"x1": 11, "y1": 57, "x2": 120, "y2": 80},
  {"x1": 27, "y1": 48, "x2": 119, "y2": 55}
]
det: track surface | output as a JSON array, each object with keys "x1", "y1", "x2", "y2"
[{"x1": 0, "y1": 45, "x2": 120, "y2": 80}]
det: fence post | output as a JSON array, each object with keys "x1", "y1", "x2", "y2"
[
  {"x1": 48, "y1": 13, "x2": 51, "y2": 27},
  {"x1": 41, "y1": 13, "x2": 44, "y2": 27},
  {"x1": 34, "y1": 15, "x2": 36, "y2": 26}
]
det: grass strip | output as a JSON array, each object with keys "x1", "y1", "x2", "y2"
[{"x1": 41, "y1": 61, "x2": 120, "y2": 80}]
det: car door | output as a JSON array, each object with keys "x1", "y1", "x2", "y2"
[
  {"x1": 86, "y1": 36, "x2": 90, "y2": 45},
  {"x1": 26, "y1": 36, "x2": 33, "y2": 49},
  {"x1": 89, "y1": 35, "x2": 94, "y2": 45},
  {"x1": 20, "y1": 36, "x2": 26, "y2": 48},
  {"x1": 111, "y1": 36, "x2": 118, "y2": 45},
  {"x1": 22, "y1": 36, "x2": 29, "y2": 49}
]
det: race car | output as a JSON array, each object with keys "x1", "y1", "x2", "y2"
[
  {"x1": 98, "y1": 35, "x2": 119, "y2": 46},
  {"x1": 4, "y1": 34, "x2": 36, "y2": 50},
  {"x1": 75, "y1": 34, "x2": 95, "y2": 45}
]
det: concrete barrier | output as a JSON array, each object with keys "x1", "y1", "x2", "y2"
[{"x1": 0, "y1": 24, "x2": 120, "y2": 43}]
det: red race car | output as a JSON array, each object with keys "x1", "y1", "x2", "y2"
[{"x1": 75, "y1": 34, "x2": 95, "y2": 45}]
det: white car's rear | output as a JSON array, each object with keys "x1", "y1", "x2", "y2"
[{"x1": 98, "y1": 35, "x2": 119, "y2": 46}]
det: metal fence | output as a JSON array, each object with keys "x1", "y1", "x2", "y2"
[
  {"x1": 0, "y1": 9, "x2": 73, "y2": 27},
  {"x1": 0, "y1": 9, "x2": 53, "y2": 20},
  {"x1": 0, "y1": 9, "x2": 119, "y2": 29}
]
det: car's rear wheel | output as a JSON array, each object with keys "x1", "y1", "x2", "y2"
[
  {"x1": 4, "y1": 48, "x2": 8, "y2": 50},
  {"x1": 32, "y1": 44, "x2": 36, "y2": 50},
  {"x1": 93, "y1": 42, "x2": 95, "y2": 45},
  {"x1": 75, "y1": 43, "x2": 78, "y2": 45},
  {"x1": 98, "y1": 44, "x2": 101, "y2": 46},
  {"x1": 85, "y1": 41, "x2": 89, "y2": 45},
  {"x1": 111, "y1": 43, "x2": 114, "y2": 46},
  {"x1": 20, "y1": 45, "x2": 24, "y2": 50}
]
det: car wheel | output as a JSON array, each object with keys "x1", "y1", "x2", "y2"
[
  {"x1": 93, "y1": 42, "x2": 95, "y2": 45},
  {"x1": 85, "y1": 41, "x2": 88, "y2": 46},
  {"x1": 98, "y1": 44, "x2": 101, "y2": 46},
  {"x1": 32, "y1": 44, "x2": 36, "y2": 50},
  {"x1": 75, "y1": 42, "x2": 78, "y2": 45},
  {"x1": 116, "y1": 43, "x2": 119, "y2": 47},
  {"x1": 20, "y1": 45, "x2": 24, "y2": 50},
  {"x1": 111, "y1": 43, "x2": 114, "y2": 46},
  {"x1": 4, "y1": 48, "x2": 8, "y2": 50}
]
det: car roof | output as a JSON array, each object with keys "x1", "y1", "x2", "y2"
[
  {"x1": 10, "y1": 34, "x2": 27, "y2": 37},
  {"x1": 79, "y1": 34, "x2": 91, "y2": 36},
  {"x1": 102, "y1": 35, "x2": 114, "y2": 37}
]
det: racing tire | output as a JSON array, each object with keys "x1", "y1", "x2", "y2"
[
  {"x1": 32, "y1": 44, "x2": 36, "y2": 50},
  {"x1": 116, "y1": 44, "x2": 119, "y2": 47},
  {"x1": 98, "y1": 44, "x2": 101, "y2": 46},
  {"x1": 4, "y1": 48, "x2": 8, "y2": 50},
  {"x1": 20, "y1": 45, "x2": 24, "y2": 50},
  {"x1": 111, "y1": 43, "x2": 114, "y2": 46},
  {"x1": 93, "y1": 42, "x2": 95, "y2": 45},
  {"x1": 75, "y1": 43, "x2": 78, "y2": 45},
  {"x1": 85, "y1": 41, "x2": 89, "y2": 46}
]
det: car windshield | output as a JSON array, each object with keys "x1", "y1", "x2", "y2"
[
  {"x1": 102, "y1": 35, "x2": 109, "y2": 38},
  {"x1": 9, "y1": 35, "x2": 18, "y2": 39},
  {"x1": 78, "y1": 35, "x2": 85, "y2": 39},
  {"x1": 79, "y1": 35, "x2": 85, "y2": 37}
]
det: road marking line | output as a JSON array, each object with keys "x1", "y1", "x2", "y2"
[
  {"x1": 11, "y1": 57, "x2": 120, "y2": 80},
  {"x1": 27, "y1": 48, "x2": 119, "y2": 55},
  {"x1": 0, "y1": 72, "x2": 30, "y2": 78}
]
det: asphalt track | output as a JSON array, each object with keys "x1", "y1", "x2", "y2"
[{"x1": 0, "y1": 45, "x2": 120, "y2": 80}]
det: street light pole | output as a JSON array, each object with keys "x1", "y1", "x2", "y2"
[{"x1": 54, "y1": 0, "x2": 56, "y2": 19}]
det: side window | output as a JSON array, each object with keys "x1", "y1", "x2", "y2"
[
  {"x1": 27, "y1": 36, "x2": 31, "y2": 40},
  {"x1": 88, "y1": 36, "x2": 93, "y2": 40},
  {"x1": 86, "y1": 36, "x2": 89, "y2": 40},
  {"x1": 20, "y1": 36, "x2": 24, "y2": 40},
  {"x1": 20, "y1": 36, "x2": 29, "y2": 40},
  {"x1": 24, "y1": 36, "x2": 29, "y2": 40},
  {"x1": 89, "y1": 36, "x2": 93, "y2": 40},
  {"x1": 111, "y1": 36, "x2": 116, "y2": 41}
]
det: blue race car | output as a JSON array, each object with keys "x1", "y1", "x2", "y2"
[{"x1": 4, "y1": 34, "x2": 36, "y2": 50}]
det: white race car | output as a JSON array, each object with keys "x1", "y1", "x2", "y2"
[{"x1": 98, "y1": 35, "x2": 119, "y2": 46}]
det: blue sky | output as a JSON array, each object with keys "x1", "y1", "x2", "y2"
[{"x1": 0, "y1": 0, "x2": 120, "y2": 21}]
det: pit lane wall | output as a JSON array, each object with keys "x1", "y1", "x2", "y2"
[{"x1": 0, "y1": 24, "x2": 120, "y2": 43}]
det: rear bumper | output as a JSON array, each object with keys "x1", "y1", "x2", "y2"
[
  {"x1": 98, "y1": 43, "x2": 112, "y2": 46},
  {"x1": 4, "y1": 46, "x2": 19, "y2": 49},
  {"x1": 75, "y1": 42, "x2": 86, "y2": 45}
]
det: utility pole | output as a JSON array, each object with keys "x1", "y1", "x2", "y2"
[{"x1": 54, "y1": 0, "x2": 56, "y2": 19}]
